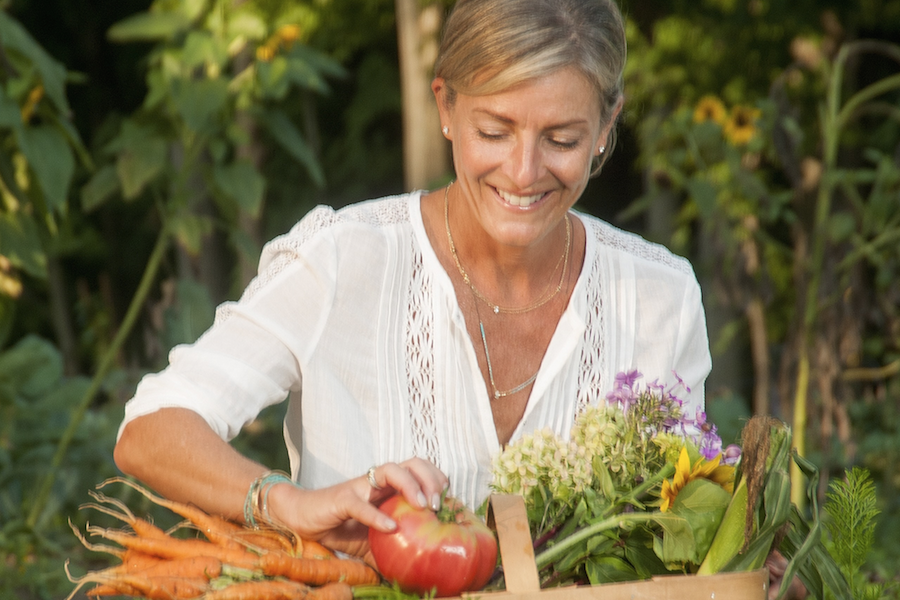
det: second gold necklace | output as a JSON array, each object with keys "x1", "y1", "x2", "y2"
[{"x1": 444, "y1": 183, "x2": 571, "y2": 315}]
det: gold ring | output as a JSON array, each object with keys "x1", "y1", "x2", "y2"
[{"x1": 366, "y1": 466, "x2": 382, "y2": 490}]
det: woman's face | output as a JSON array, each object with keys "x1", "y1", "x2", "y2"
[{"x1": 434, "y1": 67, "x2": 615, "y2": 249}]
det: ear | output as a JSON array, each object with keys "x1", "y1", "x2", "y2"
[
  {"x1": 432, "y1": 77, "x2": 452, "y2": 138},
  {"x1": 595, "y1": 95, "x2": 624, "y2": 155}
]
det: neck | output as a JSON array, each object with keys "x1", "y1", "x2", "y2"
[{"x1": 445, "y1": 187, "x2": 570, "y2": 304}]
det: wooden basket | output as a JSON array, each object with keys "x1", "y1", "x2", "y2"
[{"x1": 450, "y1": 494, "x2": 769, "y2": 600}]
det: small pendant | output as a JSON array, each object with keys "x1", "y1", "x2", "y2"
[
  {"x1": 492, "y1": 305, "x2": 500, "y2": 314},
  {"x1": 494, "y1": 390, "x2": 501, "y2": 399}
]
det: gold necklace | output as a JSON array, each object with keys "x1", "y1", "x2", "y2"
[
  {"x1": 444, "y1": 184, "x2": 571, "y2": 315},
  {"x1": 472, "y1": 294, "x2": 539, "y2": 399}
]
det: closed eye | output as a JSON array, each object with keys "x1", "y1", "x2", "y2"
[
  {"x1": 477, "y1": 130, "x2": 506, "y2": 141},
  {"x1": 549, "y1": 138, "x2": 580, "y2": 150}
]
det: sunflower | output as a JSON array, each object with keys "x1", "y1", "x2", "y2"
[
  {"x1": 723, "y1": 105, "x2": 762, "y2": 146},
  {"x1": 660, "y1": 446, "x2": 735, "y2": 512},
  {"x1": 693, "y1": 95, "x2": 727, "y2": 125}
]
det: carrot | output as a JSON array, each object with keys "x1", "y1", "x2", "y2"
[
  {"x1": 68, "y1": 519, "x2": 127, "y2": 558},
  {"x1": 308, "y1": 582, "x2": 353, "y2": 600},
  {"x1": 202, "y1": 579, "x2": 313, "y2": 600},
  {"x1": 223, "y1": 526, "x2": 297, "y2": 554},
  {"x1": 95, "y1": 476, "x2": 342, "y2": 559},
  {"x1": 100, "y1": 574, "x2": 209, "y2": 599},
  {"x1": 89, "y1": 525, "x2": 379, "y2": 586},
  {"x1": 294, "y1": 537, "x2": 336, "y2": 560},
  {"x1": 129, "y1": 555, "x2": 223, "y2": 580},
  {"x1": 256, "y1": 551, "x2": 380, "y2": 586},
  {"x1": 85, "y1": 581, "x2": 141, "y2": 597},
  {"x1": 99, "y1": 477, "x2": 254, "y2": 551},
  {"x1": 87, "y1": 526, "x2": 261, "y2": 569},
  {"x1": 83, "y1": 489, "x2": 173, "y2": 540}
]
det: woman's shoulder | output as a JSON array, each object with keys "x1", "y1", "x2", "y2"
[
  {"x1": 291, "y1": 192, "x2": 418, "y2": 238},
  {"x1": 578, "y1": 211, "x2": 694, "y2": 278},
  {"x1": 261, "y1": 192, "x2": 419, "y2": 256}
]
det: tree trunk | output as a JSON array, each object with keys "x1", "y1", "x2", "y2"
[{"x1": 395, "y1": 0, "x2": 449, "y2": 191}]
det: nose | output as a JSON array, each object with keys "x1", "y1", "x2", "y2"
[{"x1": 507, "y1": 136, "x2": 543, "y2": 188}]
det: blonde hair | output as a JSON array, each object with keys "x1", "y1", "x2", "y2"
[{"x1": 434, "y1": 0, "x2": 626, "y2": 171}]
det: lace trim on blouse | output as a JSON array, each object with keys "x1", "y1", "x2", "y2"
[
  {"x1": 405, "y1": 236, "x2": 440, "y2": 466},
  {"x1": 574, "y1": 218, "x2": 693, "y2": 415}
]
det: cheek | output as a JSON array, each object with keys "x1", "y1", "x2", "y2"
[
  {"x1": 546, "y1": 151, "x2": 594, "y2": 187},
  {"x1": 454, "y1": 139, "x2": 505, "y2": 175}
]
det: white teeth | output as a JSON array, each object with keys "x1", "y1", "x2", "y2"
[{"x1": 497, "y1": 189, "x2": 544, "y2": 207}]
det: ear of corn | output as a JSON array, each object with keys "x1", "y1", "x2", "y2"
[
  {"x1": 698, "y1": 417, "x2": 794, "y2": 575},
  {"x1": 696, "y1": 474, "x2": 749, "y2": 574}
]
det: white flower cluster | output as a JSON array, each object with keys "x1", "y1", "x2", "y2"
[
  {"x1": 491, "y1": 427, "x2": 592, "y2": 502},
  {"x1": 570, "y1": 404, "x2": 638, "y2": 487}
]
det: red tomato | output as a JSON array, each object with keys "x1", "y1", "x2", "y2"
[{"x1": 368, "y1": 494, "x2": 498, "y2": 597}]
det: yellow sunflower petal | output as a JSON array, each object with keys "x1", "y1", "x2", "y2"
[
  {"x1": 660, "y1": 479, "x2": 675, "y2": 512},
  {"x1": 674, "y1": 446, "x2": 692, "y2": 488}
]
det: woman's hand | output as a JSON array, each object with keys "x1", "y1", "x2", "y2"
[
  {"x1": 267, "y1": 457, "x2": 449, "y2": 560},
  {"x1": 766, "y1": 550, "x2": 807, "y2": 600}
]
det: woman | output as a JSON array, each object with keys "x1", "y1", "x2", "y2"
[{"x1": 114, "y1": 0, "x2": 711, "y2": 560}]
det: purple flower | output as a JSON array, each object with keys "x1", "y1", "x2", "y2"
[
  {"x1": 723, "y1": 444, "x2": 742, "y2": 466},
  {"x1": 671, "y1": 370, "x2": 691, "y2": 394},
  {"x1": 615, "y1": 369, "x2": 642, "y2": 388}
]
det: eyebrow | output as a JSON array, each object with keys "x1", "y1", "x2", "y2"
[{"x1": 473, "y1": 108, "x2": 589, "y2": 130}]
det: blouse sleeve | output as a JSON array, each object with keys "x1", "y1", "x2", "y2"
[
  {"x1": 672, "y1": 271, "x2": 712, "y2": 416},
  {"x1": 118, "y1": 206, "x2": 341, "y2": 441}
]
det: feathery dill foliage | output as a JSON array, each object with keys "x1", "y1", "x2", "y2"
[{"x1": 823, "y1": 467, "x2": 883, "y2": 600}]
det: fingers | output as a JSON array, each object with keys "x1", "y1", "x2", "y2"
[
  {"x1": 270, "y1": 458, "x2": 451, "y2": 557},
  {"x1": 366, "y1": 458, "x2": 449, "y2": 511}
]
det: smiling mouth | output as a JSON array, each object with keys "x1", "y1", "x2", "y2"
[{"x1": 496, "y1": 188, "x2": 546, "y2": 207}]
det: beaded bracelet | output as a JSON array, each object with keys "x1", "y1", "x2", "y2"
[{"x1": 243, "y1": 470, "x2": 298, "y2": 529}]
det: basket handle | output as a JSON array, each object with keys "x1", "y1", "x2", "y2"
[{"x1": 487, "y1": 494, "x2": 541, "y2": 593}]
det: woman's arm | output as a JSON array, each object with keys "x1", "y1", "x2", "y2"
[{"x1": 114, "y1": 407, "x2": 448, "y2": 558}]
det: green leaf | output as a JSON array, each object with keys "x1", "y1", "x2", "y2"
[
  {"x1": 0, "y1": 89, "x2": 22, "y2": 128},
  {"x1": 113, "y1": 121, "x2": 168, "y2": 200},
  {"x1": 828, "y1": 211, "x2": 857, "y2": 244},
  {"x1": 170, "y1": 213, "x2": 213, "y2": 255},
  {"x1": 653, "y1": 508, "x2": 696, "y2": 567},
  {"x1": 107, "y1": 12, "x2": 192, "y2": 42},
  {"x1": 687, "y1": 177, "x2": 718, "y2": 220},
  {"x1": 592, "y1": 455, "x2": 616, "y2": 501},
  {"x1": 0, "y1": 212, "x2": 47, "y2": 278},
  {"x1": 824, "y1": 467, "x2": 879, "y2": 587},
  {"x1": 213, "y1": 160, "x2": 265, "y2": 216},
  {"x1": 181, "y1": 31, "x2": 228, "y2": 71},
  {"x1": 258, "y1": 109, "x2": 324, "y2": 187},
  {"x1": 227, "y1": 9, "x2": 267, "y2": 40},
  {"x1": 170, "y1": 77, "x2": 230, "y2": 132},
  {"x1": 15, "y1": 124, "x2": 75, "y2": 213},
  {"x1": 0, "y1": 12, "x2": 70, "y2": 114},
  {"x1": 257, "y1": 56, "x2": 292, "y2": 99},
  {"x1": 0, "y1": 335, "x2": 63, "y2": 399},
  {"x1": 284, "y1": 55, "x2": 330, "y2": 94},
  {"x1": 585, "y1": 555, "x2": 639, "y2": 584},
  {"x1": 669, "y1": 479, "x2": 731, "y2": 565},
  {"x1": 623, "y1": 532, "x2": 669, "y2": 578},
  {"x1": 288, "y1": 45, "x2": 347, "y2": 81},
  {"x1": 180, "y1": 0, "x2": 209, "y2": 22},
  {"x1": 80, "y1": 164, "x2": 120, "y2": 212}
]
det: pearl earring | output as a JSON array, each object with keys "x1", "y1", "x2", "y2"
[
  {"x1": 599, "y1": 145, "x2": 606, "y2": 154},
  {"x1": 442, "y1": 126, "x2": 449, "y2": 135}
]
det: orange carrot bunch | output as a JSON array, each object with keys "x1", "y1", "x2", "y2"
[{"x1": 66, "y1": 477, "x2": 376, "y2": 600}]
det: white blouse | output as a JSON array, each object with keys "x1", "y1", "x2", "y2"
[{"x1": 120, "y1": 191, "x2": 711, "y2": 509}]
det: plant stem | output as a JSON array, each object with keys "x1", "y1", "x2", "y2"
[
  {"x1": 534, "y1": 512, "x2": 661, "y2": 570},
  {"x1": 610, "y1": 463, "x2": 675, "y2": 515},
  {"x1": 26, "y1": 222, "x2": 171, "y2": 530}
]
